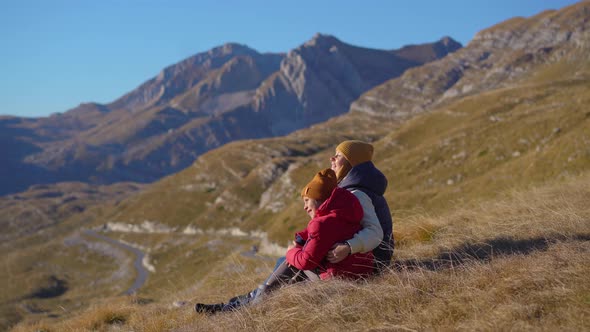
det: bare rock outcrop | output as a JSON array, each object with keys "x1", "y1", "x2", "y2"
[{"x1": 351, "y1": 2, "x2": 590, "y2": 119}]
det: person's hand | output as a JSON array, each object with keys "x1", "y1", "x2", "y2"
[
  {"x1": 327, "y1": 242, "x2": 351, "y2": 263},
  {"x1": 287, "y1": 241, "x2": 297, "y2": 251}
]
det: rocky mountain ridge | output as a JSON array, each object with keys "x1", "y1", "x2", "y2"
[
  {"x1": 0, "y1": 35, "x2": 460, "y2": 195},
  {"x1": 350, "y1": 3, "x2": 590, "y2": 119}
]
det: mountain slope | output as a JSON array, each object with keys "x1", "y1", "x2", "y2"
[{"x1": 350, "y1": 2, "x2": 590, "y2": 119}]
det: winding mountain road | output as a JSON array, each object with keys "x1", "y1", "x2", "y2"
[{"x1": 83, "y1": 229, "x2": 149, "y2": 295}]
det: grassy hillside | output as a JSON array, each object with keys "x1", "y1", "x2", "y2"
[
  {"x1": 0, "y1": 182, "x2": 144, "y2": 330},
  {"x1": 15, "y1": 170, "x2": 590, "y2": 331},
  {"x1": 377, "y1": 60, "x2": 590, "y2": 216}
]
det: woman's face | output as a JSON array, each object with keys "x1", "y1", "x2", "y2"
[
  {"x1": 330, "y1": 151, "x2": 348, "y2": 175},
  {"x1": 303, "y1": 197, "x2": 321, "y2": 219}
]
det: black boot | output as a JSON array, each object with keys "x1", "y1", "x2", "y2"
[
  {"x1": 221, "y1": 288, "x2": 260, "y2": 311},
  {"x1": 195, "y1": 288, "x2": 258, "y2": 314},
  {"x1": 195, "y1": 302, "x2": 225, "y2": 314}
]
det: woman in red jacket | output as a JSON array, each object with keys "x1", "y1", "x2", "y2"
[
  {"x1": 286, "y1": 168, "x2": 374, "y2": 279},
  {"x1": 195, "y1": 168, "x2": 373, "y2": 313}
]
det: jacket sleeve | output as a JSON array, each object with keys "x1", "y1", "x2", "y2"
[
  {"x1": 286, "y1": 221, "x2": 331, "y2": 271},
  {"x1": 346, "y1": 190, "x2": 383, "y2": 254},
  {"x1": 295, "y1": 229, "x2": 309, "y2": 245}
]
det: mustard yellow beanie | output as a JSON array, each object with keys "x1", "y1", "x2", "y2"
[
  {"x1": 301, "y1": 168, "x2": 337, "y2": 201},
  {"x1": 336, "y1": 140, "x2": 374, "y2": 166}
]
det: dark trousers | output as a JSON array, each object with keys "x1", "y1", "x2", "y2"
[
  {"x1": 262, "y1": 256, "x2": 319, "y2": 292},
  {"x1": 222, "y1": 256, "x2": 319, "y2": 310}
]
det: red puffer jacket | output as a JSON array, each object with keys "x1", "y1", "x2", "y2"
[{"x1": 286, "y1": 187, "x2": 374, "y2": 279}]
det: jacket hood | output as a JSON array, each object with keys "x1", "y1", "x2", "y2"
[
  {"x1": 316, "y1": 187, "x2": 363, "y2": 224},
  {"x1": 338, "y1": 161, "x2": 388, "y2": 196}
]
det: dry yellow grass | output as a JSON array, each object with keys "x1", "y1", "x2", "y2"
[
  {"x1": 394, "y1": 173, "x2": 590, "y2": 260},
  {"x1": 14, "y1": 171, "x2": 589, "y2": 332},
  {"x1": 190, "y1": 240, "x2": 588, "y2": 332}
]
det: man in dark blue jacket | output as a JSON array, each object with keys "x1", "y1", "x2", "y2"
[{"x1": 326, "y1": 140, "x2": 394, "y2": 272}]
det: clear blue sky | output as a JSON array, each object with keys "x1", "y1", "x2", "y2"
[{"x1": 0, "y1": 0, "x2": 580, "y2": 118}]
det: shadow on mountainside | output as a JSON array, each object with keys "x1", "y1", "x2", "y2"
[
  {"x1": 25, "y1": 275, "x2": 68, "y2": 299},
  {"x1": 393, "y1": 234, "x2": 590, "y2": 272}
]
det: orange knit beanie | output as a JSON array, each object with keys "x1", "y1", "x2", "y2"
[
  {"x1": 336, "y1": 140, "x2": 374, "y2": 166},
  {"x1": 301, "y1": 168, "x2": 338, "y2": 201}
]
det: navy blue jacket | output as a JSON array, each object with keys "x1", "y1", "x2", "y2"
[{"x1": 338, "y1": 161, "x2": 394, "y2": 270}]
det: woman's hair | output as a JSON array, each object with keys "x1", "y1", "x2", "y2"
[{"x1": 335, "y1": 159, "x2": 352, "y2": 183}]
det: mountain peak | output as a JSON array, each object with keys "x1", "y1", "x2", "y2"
[
  {"x1": 439, "y1": 36, "x2": 462, "y2": 49},
  {"x1": 305, "y1": 33, "x2": 342, "y2": 47},
  {"x1": 208, "y1": 42, "x2": 258, "y2": 57}
]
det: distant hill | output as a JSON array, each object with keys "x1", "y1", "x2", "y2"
[{"x1": 0, "y1": 36, "x2": 460, "y2": 196}]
